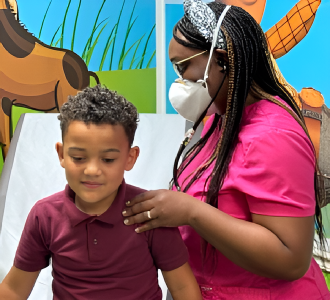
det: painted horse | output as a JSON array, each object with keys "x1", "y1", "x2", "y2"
[{"x1": 0, "y1": 0, "x2": 98, "y2": 156}]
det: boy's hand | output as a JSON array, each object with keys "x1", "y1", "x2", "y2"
[
  {"x1": 162, "y1": 262, "x2": 202, "y2": 300},
  {"x1": 0, "y1": 266, "x2": 40, "y2": 300}
]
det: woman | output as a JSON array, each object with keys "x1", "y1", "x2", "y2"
[{"x1": 122, "y1": 1, "x2": 330, "y2": 299}]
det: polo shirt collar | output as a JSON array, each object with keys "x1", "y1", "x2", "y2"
[{"x1": 64, "y1": 180, "x2": 127, "y2": 227}]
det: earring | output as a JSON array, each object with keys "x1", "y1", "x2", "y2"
[
  {"x1": 217, "y1": 60, "x2": 224, "y2": 67},
  {"x1": 217, "y1": 60, "x2": 226, "y2": 73}
]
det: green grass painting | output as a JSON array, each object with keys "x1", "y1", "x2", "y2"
[
  {"x1": 41, "y1": 0, "x2": 156, "y2": 71},
  {"x1": 89, "y1": 68, "x2": 156, "y2": 113}
]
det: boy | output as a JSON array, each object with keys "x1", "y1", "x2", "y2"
[{"x1": 0, "y1": 86, "x2": 202, "y2": 299}]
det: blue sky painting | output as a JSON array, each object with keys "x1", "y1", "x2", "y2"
[{"x1": 17, "y1": 0, "x2": 156, "y2": 72}]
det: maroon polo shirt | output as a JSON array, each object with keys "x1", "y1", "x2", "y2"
[{"x1": 14, "y1": 180, "x2": 188, "y2": 300}]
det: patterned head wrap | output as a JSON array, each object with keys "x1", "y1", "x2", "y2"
[{"x1": 174, "y1": 0, "x2": 227, "y2": 50}]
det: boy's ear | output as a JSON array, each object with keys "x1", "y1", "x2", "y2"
[
  {"x1": 55, "y1": 142, "x2": 65, "y2": 168},
  {"x1": 125, "y1": 146, "x2": 140, "y2": 171}
]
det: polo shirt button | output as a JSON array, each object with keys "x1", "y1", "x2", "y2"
[{"x1": 94, "y1": 239, "x2": 97, "y2": 245}]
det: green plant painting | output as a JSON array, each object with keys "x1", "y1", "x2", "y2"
[{"x1": 38, "y1": 0, "x2": 156, "y2": 71}]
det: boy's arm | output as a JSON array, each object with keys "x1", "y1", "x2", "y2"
[
  {"x1": 0, "y1": 266, "x2": 40, "y2": 300},
  {"x1": 162, "y1": 262, "x2": 202, "y2": 300}
]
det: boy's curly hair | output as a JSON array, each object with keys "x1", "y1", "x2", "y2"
[{"x1": 58, "y1": 85, "x2": 139, "y2": 145}]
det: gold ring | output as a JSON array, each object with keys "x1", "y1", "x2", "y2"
[{"x1": 147, "y1": 211, "x2": 152, "y2": 219}]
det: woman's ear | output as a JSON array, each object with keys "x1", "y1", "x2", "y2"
[
  {"x1": 214, "y1": 49, "x2": 228, "y2": 73},
  {"x1": 215, "y1": 49, "x2": 228, "y2": 62}
]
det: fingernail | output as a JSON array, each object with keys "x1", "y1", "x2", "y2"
[
  {"x1": 135, "y1": 228, "x2": 140, "y2": 233},
  {"x1": 126, "y1": 201, "x2": 130, "y2": 205},
  {"x1": 124, "y1": 219, "x2": 129, "y2": 225},
  {"x1": 122, "y1": 210, "x2": 127, "y2": 216}
]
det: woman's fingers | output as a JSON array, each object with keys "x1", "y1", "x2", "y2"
[
  {"x1": 122, "y1": 189, "x2": 191, "y2": 229},
  {"x1": 125, "y1": 191, "x2": 153, "y2": 206},
  {"x1": 122, "y1": 199, "x2": 154, "y2": 217},
  {"x1": 122, "y1": 190, "x2": 162, "y2": 226},
  {"x1": 123, "y1": 190, "x2": 166, "y2": 218},
  {"x1": 124, "y1": 208, "x2": 157, "y2": 226},
  {"x1": 135, "y1": 220, "x2": 159, "y2": 233},
  {"x1": 126, "y1": 190, "x2": 165, "y2": 206}
]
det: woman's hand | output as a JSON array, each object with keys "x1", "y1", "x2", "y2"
[{"x1": 122, "y1": 189, "x2": 198, "y2": 233}]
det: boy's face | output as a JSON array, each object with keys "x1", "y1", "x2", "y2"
[{"x1": 56, "y1": 121, "x2": 139, "y2": 210}]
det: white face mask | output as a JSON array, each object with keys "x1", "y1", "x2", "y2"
[
  {"x1": 169, "y1": 78, "x2": 211, "y2": 123},
  {"x1": 168, "y1": 6, "x2": 231, "y2": 123}
]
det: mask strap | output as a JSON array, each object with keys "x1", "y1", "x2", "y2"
[
  {"x1": 203, "y1": 5, "x2": 231, "y2": 84},
  {"x1": 172, "y1": 72, "x2": 227, "y2": 192}
]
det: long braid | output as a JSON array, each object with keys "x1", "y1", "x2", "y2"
[
  {"x1": 206, "y1": 6, "x2": 258, "y2": 211},
  {"x1": 173, "y1": 3, "x2": 325, "y2": 261},
  {"x1": 177, "y1": 114, "x2": 221, "y2": 190}
]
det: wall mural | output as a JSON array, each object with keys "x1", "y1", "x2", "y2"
[
  {"x1": 0, "y1": 0, "x2": 328, "y2": 199},
  {"x1": 0, "y1": 0, "x2": 95, "y2": 156},
  {"x1": 0, "y1": 0, "x2": 156, "y2": 160}
]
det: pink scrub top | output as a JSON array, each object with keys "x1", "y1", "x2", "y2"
[{"x1": 176, "y1": 98, "x2": 330, "y2": 299}]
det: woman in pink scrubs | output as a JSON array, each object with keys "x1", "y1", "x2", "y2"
[{"x1": 122, "y1": 1, "x2": 329, "y2": 299}]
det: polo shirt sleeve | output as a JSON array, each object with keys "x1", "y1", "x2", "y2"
[
  {"x1": 14, "y1": 202, "x2": 51, "y2": 272},
  {"x1": 233, "y1": 128, "x2": 316, "y2": 217},
  {"x1": 147, "y1": 227, "x2": 189, "y2": 271}
]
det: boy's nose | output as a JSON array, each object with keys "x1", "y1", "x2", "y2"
[{"x1": 84, "y1": 163, "x2": 101, "y2": 176}]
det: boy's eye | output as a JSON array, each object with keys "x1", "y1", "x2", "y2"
[
  {"x1": 71, "y1": 156, "x2": 85, "y2": 162},
  {"x1": 103, "y1": 158, "x2": 115, "y2": 163}
]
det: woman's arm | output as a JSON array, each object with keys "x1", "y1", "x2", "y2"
[
  {"x1": 123, "y1": 190, "x2": 315, "y2": 281},
  {"x1": 162, "y1": 262, "x2": 202, "y2": 300},
  {"x1": 188, "y1": 197, "x2": 314, "y2": 280}
]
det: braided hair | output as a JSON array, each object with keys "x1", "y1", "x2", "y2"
[{"x1": 173, "y1": 2, "x2": 325, "y2": 260}]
